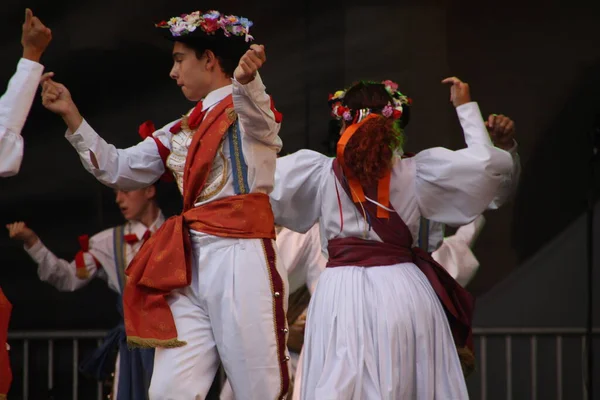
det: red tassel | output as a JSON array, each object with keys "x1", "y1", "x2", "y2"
[
  {"x1": 77, "y1": 234, "x2": 90, "y2": 252},
  {"x1": 269, "y1": 96, "x2": 283, "y2": 123},
  {"x1": 74, "y1": 251, "x2": 90, "y2": 279},
  {"x1": 75, "y1": 235, "x2": 100, "y2": 279},
  {"x1": 138, "y1": 119, "x2": 174, "y2": 183},
  {"x1": 138, "y1": 121, "x2": 156, "y2": 139}
]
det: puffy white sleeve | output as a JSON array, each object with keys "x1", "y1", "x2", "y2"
[
  {"x1": 0, "y1": 131, "x2": 23, "y2": 178},
  {"x1": 232, "y1": 72, "x2": 282, "y2": 151},
  {"x1": 488, "y1": 141, "x2": 521, "y2": 209},
  {"x1": 270, "y1": 150, "x2": 329, "y2": 233},
  {"x1": 65, "y1": 119, "x2": 177, "y2": 190},
  {"x1": 0, "y1": 58, "x2": 44, "y2": 177},
  {"x1": 409, "y1": 102, "x2": 514, "y2": 226}
]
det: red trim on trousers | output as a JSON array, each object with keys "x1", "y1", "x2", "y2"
[{"x1": 261, "y1": 238, "x2": 290, "y2": 398}]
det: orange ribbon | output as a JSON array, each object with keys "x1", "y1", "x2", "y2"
[{"x1": 336, "y1": 114, "x2": 391, "y2": 218}]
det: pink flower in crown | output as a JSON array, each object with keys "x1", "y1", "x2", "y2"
[
  {"x1": 230, "y1": 25, "x2": 245, "y2": 35},
  {"x1": 343, "y1": 110, "x2": 353, "y2": 121},
  {"x1": 382, "y1": 104, "x2": 394, "y2": 118},
  {"x1": 383, "y1": 80, "x2": 398, "y2": 92},
  {"x1": 220, "y1": 19, "x2": 232, "y2": 31}
]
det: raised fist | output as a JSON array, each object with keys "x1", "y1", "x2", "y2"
[
  {"x1": 6, "y1": 221, "x2": 39, "y2": 249},
  {"x1": 21, "y1": 9, "x2": 52, "y2": 62},
  {"x1": 441, "y1": 77, "x2": 471, "y2": 108},
  {"x1": 234, "y1": 44, "x2": 266, "y2": 85},
  {"x1": 486, "y1": 114, "x2": 515, "y2": 151}
]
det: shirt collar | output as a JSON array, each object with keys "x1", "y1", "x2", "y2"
[
  {"x1": 202, "y1": 84, "x2": 233, "y2": 111},
  {"x1": 127, "y1": 210, "x2": 165, "y2": 241}
]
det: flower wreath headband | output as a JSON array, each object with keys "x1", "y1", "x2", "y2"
[
  {"x1": 156, "y1": 10, "x2": 254, "y2": 42},
  {"x1": 329, "y1": 80, "x2": 412, "y2": 123}
]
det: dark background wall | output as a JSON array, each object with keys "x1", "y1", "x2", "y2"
[{"x1": 0, "y1": 0, "x2": 599, "y2": 397}]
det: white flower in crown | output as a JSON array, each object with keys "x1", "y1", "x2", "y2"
[
  {"x1": 184, "y1": 11, "x2": 200, "y2": 24},
  {"x1": 170, "y1": 19, "x2": 194, "y2": 36}
]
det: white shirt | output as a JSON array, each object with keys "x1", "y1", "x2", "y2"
[
  {"x1": 277, "y1": 223, "x2": 327, "y2": 295},
  {"x1": 65, "y1": 73, "x2": 282, "y2": 213},
  {"x1": 270, "y1": 102, "x2": 515, "y2": 247},
  {"x1": 0, "y1": 58, "x2": 44, "y2": 177},
  {"x1": 25, "y1": 212, "x2": 165, "y2": 294}
]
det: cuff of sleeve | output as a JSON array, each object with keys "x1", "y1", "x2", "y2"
[
  {"x1": 456, "y1": 102, "x2": 493, "y2": 146},
  {"x1": 455, "y1": 101, "x2": 478, "y2": 114},
  {"x1": 506, "y1": 140, "x2": 518, "y2": 154},
  {"x1": 17, "y1": 58, "x2": 44, "y2": 74},
  {"x1": 25, "y1": 240, "x2": 47, "y2": 263},
  {"x1": 454, "y1": 215, "x2": 486, "y2": 247},
  {"x1": 232, "y1": 71, "x2": 266, "y2": 97},
  {"x1": 65, "y1": 119, "x2": 98, "y2": 152}
]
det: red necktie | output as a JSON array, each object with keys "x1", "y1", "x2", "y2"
[
  {"x1": 124, "y1": 230, "x2": 152, "y2": 245},
  {"x1": 170, "y1": 101, "x2": 205, "y2": 134},
  {"x1": 142, "y1": 230, "x2": 152, "y2": 242}
]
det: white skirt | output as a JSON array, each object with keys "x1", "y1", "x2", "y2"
[{"x1": 300, "y1": 263, "x2": 469, "y2": 400}]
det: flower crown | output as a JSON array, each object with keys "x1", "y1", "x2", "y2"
[
  {"x1": 156, "y1": 10, "x2": 254, "y2": 42},
  {"x1": 329, "y1": 80, "x2": 412, "y2": 122}
]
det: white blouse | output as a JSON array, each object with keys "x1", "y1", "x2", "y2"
[{"x1": 270, "y1": 102, "x2": 515, "y2": 248}]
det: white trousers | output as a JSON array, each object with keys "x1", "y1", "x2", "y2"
[
  {"x1": 220, "y1": 350, "x2": 300, "y2": 400},
  {"x1": 149, "y1": 234, "x2": 290, "y2": 400}
]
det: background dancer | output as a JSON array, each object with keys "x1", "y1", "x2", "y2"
[{"x1": 270, "y1": 77, "x2": 514, "y2": 399}]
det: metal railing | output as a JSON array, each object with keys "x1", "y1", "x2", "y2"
[
  {"x1": 8, "y1": 330, "x2": 107, "y2": 400},
  {"x1": 471, "y1": 327, "x2": 600, "y2": 400},
  {"x1": 7, "y1": 328, "x2": 600, "y2": 400}
]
